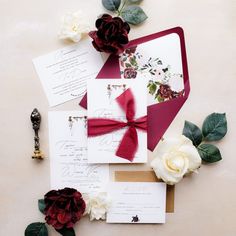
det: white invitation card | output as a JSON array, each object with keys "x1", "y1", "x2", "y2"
[
  {"x1": 48, "y1": 111, "x2": 109, "y2": 193},
  {"x1": 33, "y1": 39, "x2": 104, "y2": 107},
  {"x1": 107, "y1": 182, "x2": 166, "y2": 223},
  {"x1": 87, "y1": 79, "x2": 147, "y2": 163}
]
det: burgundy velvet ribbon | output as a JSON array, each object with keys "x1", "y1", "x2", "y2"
[{"x1": 88, "y1": 88, "x2": 147, "y2": 162}]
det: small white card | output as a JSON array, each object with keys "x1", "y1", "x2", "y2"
[
  {"x1": 48, "y1": 111, "x2": 109, "y2": 193},
  {"x1": 87, "y1": 79, "x2": 147, "y2": 163},
  {"x1": 33, "y1": 39, "x2": 104, "y2": 107},
  {"x1": 107, "y1": 182, "x2": 166, "y2": 223}
]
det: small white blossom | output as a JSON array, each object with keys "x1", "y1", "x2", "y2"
[
  {"x1": 151, "y1": 135, "x2": 201, "y2": 185},
  {"x1": 83, "y1": 192, "x2": 111, "y2": 221},
  {"x1": 58, "y1": 11, "x2": 90, "y2": 42}
]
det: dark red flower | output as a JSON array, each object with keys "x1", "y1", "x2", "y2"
[
  {"x1": 171, "y1": 90, "x2": 184, "y2": 98},
  {"x1": 89, "y1": 14, "x2": 130, "y2": 55},
  {"x1": 44, "y1": 188, "x2": 85, "y2": 230},
  {"x1": 123, "y1": 68, "x2": 137, "y2": 79},
  {"x1": 157, "y1": 84, "x2": 172, "y2": 99},
  {"x1": 125, "y1": 46, "x2": 137, "y2": 55}
]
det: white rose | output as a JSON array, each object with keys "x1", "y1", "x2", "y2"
[
  {"x1": 83, "y1": 192, "x2": 111, "y2": 221},
  {"x1": 58, "y1": 11, "x2": 90, "y2": 42},
  {"x1": 151, "y1": 135, "x2": 201, "y2": 185},
  {"x1": 168, "y1": 74, "x2": 184, "y2": 92}
]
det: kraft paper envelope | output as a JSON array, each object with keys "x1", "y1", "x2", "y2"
[
  {"x1": 80, "y1": 27, "x2": 190, "y2": 152},
  {"x1": 115, "y1": 171, "x2": 174, "y2": 213}
]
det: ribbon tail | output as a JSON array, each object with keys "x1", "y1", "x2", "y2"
[
  {"x1": 88, "y1": 118, "x2": 126, "y2": 137},
  {"x1": 116, "y1": 127, "x2": 138, "y2": 162},
  {"x1": 116, "y1": 88, "x2": 135, "y2": 121}
]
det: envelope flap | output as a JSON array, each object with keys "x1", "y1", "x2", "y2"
[{"x1": 97, "y1": 55, "x2": 120, "y2": 78}]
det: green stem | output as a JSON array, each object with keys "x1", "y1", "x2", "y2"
[{"x1": 117, "y1": 0, "x2": 128, "y2": 16}]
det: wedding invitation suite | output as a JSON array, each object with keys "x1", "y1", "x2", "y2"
[
  {"x1": 79, "y1": 28, "x2": 189, "y2": 152},
  {"x1": 33, "y1": 39, "x2": 104, "y2": 107},
  {"x1": 106, "y1": 182, "x2": 166, "y2": 223},
  {"x1": 48, "y1": 111, "x2": 109, "y2": 193},
  {"x1": 119, "y1": 33, "x2": 184, "y2": 106},
  {"x1": 87, "y1": 79, "x2": 147, "y2": 163}
]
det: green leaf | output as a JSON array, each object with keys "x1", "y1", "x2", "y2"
[
  {"x1": 183, "y1": 121, "x2": 202, "y2": 147},
  {"x1": 202, "y1": 113, "x2": 227, "y2": 141},
  {"x1": 148, "y1": 83, "x2": 157, "y2": 95},
  {"x1": 121, "y1": 6, "x2": 148, "y2": 25},
  {"x1": 197, "y1": 144, "x2": 222, "y2": 163},
  {"x1": 25, "y1": 222, "x2": 48, "y2": 236},
  {"x1": 156, "y1": 94, "x2": 164, "y2": 103},
  {"x1": 128, "y1": 0, "x2": 143, "y2": 3},
  {"x1": 56, "y1": 228, "x2": 76, "y2": 236},
  {"x1": 38, "y1": 199, "x2": 46, "y2": 214},
  {"x1": 102, "y1": 0, "x2": 121, "y2": 11},
  {"x1": 125, "y1": 63, "x2": 131, "y2": 67},
  {"x1": 154, "y1": 81, "x2": 162, "y2": 86},
  {"x1": 129, "y1": 57, "x2": 137, "y2": 66}
]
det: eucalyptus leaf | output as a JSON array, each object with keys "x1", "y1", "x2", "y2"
[
  {"x1": 102, "y1": 0, "x2": 121, "y2": 11},
  {"x1": 197, "y1": 144, "x2": 222, "y2": 163},
  {"x1": 38, "y1": 199, "x2": 46, "y2": 214},
  {"x1": 183, "y1": 121, "x2": 202, "y2": 147},
  {"x1": 121, "y1": 5, "x2": 148, "y2": 25},
  {"x1": 56, "y1": 228, "x2": 75, "y2": 236},
  {"x1": 202, "y1": 113, "x2": 227, "y2": 141},
  {"x1": 25, "y1": 222, "x2": 48, "y2": 236}
]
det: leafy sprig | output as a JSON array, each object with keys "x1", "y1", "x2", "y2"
[
  {"x1": 102, "y1": 0, "x2": 148, "y2": 25},
  {"x1": 183, "y1": 113, "x2": 227, "y2": 163}
]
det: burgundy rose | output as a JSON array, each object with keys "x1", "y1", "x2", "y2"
[
  {"x1": 157, "y1": 84, "x2": 172, "y2": 99},
  {"x1": 123, "y1": 68, "x2": 137, "y2": 79},
  {"x1": 125, "y1": 46, "x2": 137, "y2": 55},
  {"x1": 171, "y1": 90, "x2": 184, "y2": 98},
  {"x1": 44, "y1": 188, "x2": 85, "y2": 230},
  {"x1": 89, "y1": 14, "x2": 130, "y2": 54}
]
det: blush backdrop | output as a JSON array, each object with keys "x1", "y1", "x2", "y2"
[{"x1": 0, "y1": 0, "x2": 235, "y2": 235}]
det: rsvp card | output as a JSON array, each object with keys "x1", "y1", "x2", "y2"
[
  {"x1": 33, "y1": 39, "x2": 104, "y2": 107},
  {"x1": 87, "y1": 79, "x2": 147, "y2": 163},
  {"x1": 107, "y1": 182, "x2": 166, "y2": 223},
  {"x1": 48, "y1": 111, "x2": 109, "y2": 193}
]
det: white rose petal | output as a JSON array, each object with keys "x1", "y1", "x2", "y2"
[
  {"x1": 58, "y1": 11, "x2": 90, "y2": 43},
  {"x1": 84, "y1": 192, "x2": 111, "y2": 221},
  {"x1": 179, "y1": 144, "x2": 201, "y2": 172},
  {"x1": 168, "y1": 74, "x2": 184, "y2": 92},
  {"x1": 151, "y1": 135, "x2": 201, "y2": 185}
]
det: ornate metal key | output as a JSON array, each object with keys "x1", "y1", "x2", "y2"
[{"x1": 30, "y1": 108, "x2": 44, "y2": 160}]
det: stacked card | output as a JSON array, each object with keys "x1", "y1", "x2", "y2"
[{"x1": 87, "y1": 79, "x2": 147, "y2": 163}]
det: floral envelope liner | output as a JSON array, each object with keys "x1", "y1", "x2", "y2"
[{"x1": 119, "y1": 44, "x2": 185, "y2": 106}]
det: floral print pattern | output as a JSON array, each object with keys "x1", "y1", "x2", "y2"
[{"x1": 119, "y1": 46, "x2": 184, "y2": 103}]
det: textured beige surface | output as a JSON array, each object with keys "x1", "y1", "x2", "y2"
[{"x1": 0, "y1": 0, "x2": 236, "y2": 235}]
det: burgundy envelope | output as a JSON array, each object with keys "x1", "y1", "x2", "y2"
[{"x1": 80, "y1": 27, "x2": 190, "y2": 151}]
